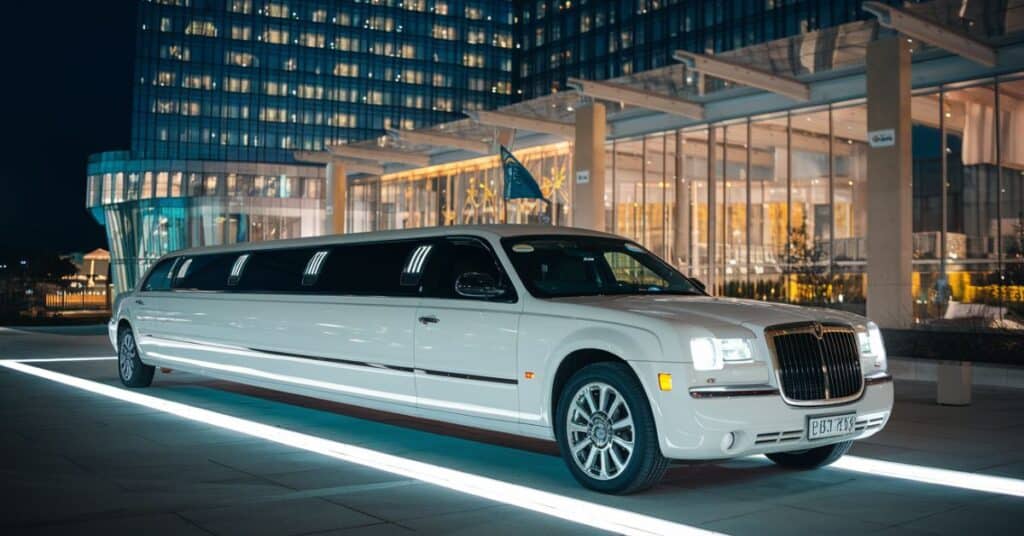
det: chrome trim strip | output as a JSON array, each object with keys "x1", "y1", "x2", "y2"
[
  {"x1": 864, "y1": 372, "x2": 893, "y2": 386},
  {"x1": 764, "y1": 322, "x2": 865, "y2": 407},
  {"x1": 143, "y1": 334, "x2": 518, "y2": 385},
  {"x1": 689, "y1": 384, "x2": 780, "y2": 399}
]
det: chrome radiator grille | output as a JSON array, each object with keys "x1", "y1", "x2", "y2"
[{"x1": 766, "y1": 323, "x2": 864, "y2": 405}]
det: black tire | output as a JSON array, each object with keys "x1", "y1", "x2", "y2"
[
  {"x1": 554, "y1": 362, "x2": 669, "y2": 494},
  {"x1": 117, "y1": 325, "x2": 155, "y2": 388},
  {"x1": 767, "y1": 440, "x2": 853, "y2": 469}
]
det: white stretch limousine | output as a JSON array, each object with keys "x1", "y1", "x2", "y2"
[{"x1": 110, "y1": 225, "x2": 893, "y2": 493}]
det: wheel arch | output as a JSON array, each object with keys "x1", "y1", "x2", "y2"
[{"x1": 550, "y1": 349, "x2": 633, "y2": 429}]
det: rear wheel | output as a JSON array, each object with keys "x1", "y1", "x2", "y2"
[
  {"x1": 555, "y1": 362, "x2": 668, "y2": 494},
  {"x1": 767, "y1": 440, "x2": 853, "y2": 469},
  {"x1": 117, "y1": 326, "x2": 154, "y2": 388}
]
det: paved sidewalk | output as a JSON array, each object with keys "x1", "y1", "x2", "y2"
[{"x1": 2, "y1": 325, "x2": 1023, "y2": 535}]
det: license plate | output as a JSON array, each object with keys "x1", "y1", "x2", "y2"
[{"x1": 807, "y1": 413, "x2": 857, "y2": 440}]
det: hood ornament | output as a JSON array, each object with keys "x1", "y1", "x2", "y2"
[{"x1": 812, "y1": 322, "x2": 824, "y2": 339}]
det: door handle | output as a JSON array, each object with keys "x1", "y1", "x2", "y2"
[{"x1": 418, "y1": 315, "x2": 439, "y2": 325}]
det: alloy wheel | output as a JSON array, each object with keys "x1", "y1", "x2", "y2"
[
  {"x1": 119, "y1": 332, "x2": 136, "y2": 380},
  {"x1": 565, "y1": 382, "x2": 635, "y2": 481}
]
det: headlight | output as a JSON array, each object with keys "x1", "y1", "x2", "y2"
[
  {"x1": 689, "y1": 338, "x2": 753, "y2": 371},
  {"x1": 856, "y1": 322, "x2": 887, "y2": 372}
]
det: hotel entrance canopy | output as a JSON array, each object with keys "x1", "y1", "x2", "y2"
[{"x1": 300, "y1": 0, "x2": 1023, "y2": 177}]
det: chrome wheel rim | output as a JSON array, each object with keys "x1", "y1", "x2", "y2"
[
  {"x1": 119, "y1": 332, "x2": 135, "y2": 380},
  {"x1": 566, "y1": 382, "x2": 635, "y2": 481}
]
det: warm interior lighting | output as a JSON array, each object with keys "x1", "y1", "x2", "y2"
[{"x1": 0, "y1": 359, "x2": 713, "y2": 535}]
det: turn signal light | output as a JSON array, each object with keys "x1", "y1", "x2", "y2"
[{"x1": 657, "y1": 373, "x2": 673, "y2": 391}]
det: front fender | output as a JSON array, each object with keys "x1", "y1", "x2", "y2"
[{"x1": 516, "y1": 315, "x2": 668, "y2": 433}]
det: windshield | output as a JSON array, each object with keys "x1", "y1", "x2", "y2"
[{"x1": 500, "y1": 236, "x2": 704, "y2": 298}]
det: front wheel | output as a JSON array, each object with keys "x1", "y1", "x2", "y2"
[
  {"x1": 767, "y1": 440, "x2": 853, "y2": 469},
  {"x1": 118, "y1": 326, "x2": 155, "y2": 388},
  {"x1": 555, "y1": 362, "x2": 669, "y2": 494}
]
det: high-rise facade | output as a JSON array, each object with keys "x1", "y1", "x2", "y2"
[
  {"x1": 89, "y1": 0, "x2": 515, "y2": 292},
  {"x1": 514, "y1": 0, "x2": 872, "y2": 99}
]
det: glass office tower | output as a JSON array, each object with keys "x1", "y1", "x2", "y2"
[
  {"x1": 514, "y1": 0, "x2": 872, "y2": 99},
  {"x1": 89, "y1": 0, "x2": 515, "y2": 293}
]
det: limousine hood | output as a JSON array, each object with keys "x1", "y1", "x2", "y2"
[{"x1": 550, "y1": 294, "x2": 867, "y2": 333}]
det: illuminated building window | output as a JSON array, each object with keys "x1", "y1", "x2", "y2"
[
  {"x1": 184, "y1": 20, "x2": 217, "y2": 37},
  {"x1": 467, "y1": 29, "x2": 486, "y2": 44},
  {"x1": 230, "y1": 25, "x2": 251, "y2": 40},
  {"x1": 299, "y1": 32, "x2": 325, "y2": 48},
  {"x1": 154, "y1": 99, "x2": 177, "y2": 114},
  {"x1": 181, "y1": 101, "x2": 201, "y2": 116},
  {"x1": 223, "y1": 76, "x2": 251, "y2": 93},
  {"x1": 161, "y1": 44, "x2": 190, "y2": 61},
  {"x1": 182, "y1": 74, "x2": 213, "y2": 90},
  {"x1": 334, "y1": 36, "x2": 358, "y2": 51},
  {"x1": 160, "y1": 17, "x2": 172, "y2": 32},
  {"x1": 432, "y1": 25, "x2": 455, "y2": 40},
  {"x1": 155, "y1": 72, "x2": 175, "y2": 87},
  {"x1": 462, "y1": 53, "x2": 485, "y2": 68},
  {"x1": 262, "y1": 26, "x2": 289, "y2": 44},
  {"x1": 332, "y1": 63, "x2": 358, "y2": 77},
  {"x1": 225, "y1": 51, "x2": 257, "y2": 67},
  {"x1": 399, "y1": 43, "x2": 417, "y2": 58},
  {"x1": 265, "y1": 3, "x2": 289, "y2": 19},
  {"x1": 228, "y1": 0, "x2": 252, "y2": 14}
]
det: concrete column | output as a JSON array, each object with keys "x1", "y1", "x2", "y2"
[
  {"x1": 325, "y1": 160, "x2": 347, "y2": 235},
  {"x1": 937, "y1": 361, "x2": 972, "y2": 406},
  {"x1": 572, "y1": 102, "x2": 606, "y2": 231},
  {"x1": 866, "y1": 37, "x2": 913, "y2": 328},
  {"x1": 706, "y1": 127, "x2": 717, "y2": 294},
  {"x1": 673, "y1": 131, "x2": 689, "y2": 266}
]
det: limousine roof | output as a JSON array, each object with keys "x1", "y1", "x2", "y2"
[{"x1": 167, "y1": 224, "x2": 622, "y2": 258}]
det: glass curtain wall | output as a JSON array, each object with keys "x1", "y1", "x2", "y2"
[
  {"x1": 911, "y1": 76, "x2": 1024, "y2": 329},
  {"x1": 346, "y1": 73, "x2": 1024, "y2": 329},
  {"x1": 351, "y1": 144, "x2": 572, "y2": 232}
]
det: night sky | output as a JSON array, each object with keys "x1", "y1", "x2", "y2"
[{"x1": 1, "y1": 1, "x2": 137, "y2": 254}]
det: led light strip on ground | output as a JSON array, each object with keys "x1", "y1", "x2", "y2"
[
  {"x1": 8, "y1": 356, "x2": 117, "y2": 363},
  {"x1": 829, "y1": 455, "x2": 1024, "y2": 498},
  {"x1": 0, "y1": 360, "x2": 714, "y2": 536},
  {"x1": 747, "y1": 453, "x2": 1024, "y2": 498}
]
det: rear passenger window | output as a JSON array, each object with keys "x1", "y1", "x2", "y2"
[
  {"x1": 236, "y1": 248, "x2": 317, "y2": 292},
  {"x1": 420, "y1": 238, "x2": 515, "y2": 301},
  {"x1": 173, "y1": 254, "x2": 237, "y2": 291},
  {"x1": 141, "y1": 257, "x2": 178, "y2": 291},
  {"x1": 316, "y1": 241, "x2": 424, "y2": 297}
]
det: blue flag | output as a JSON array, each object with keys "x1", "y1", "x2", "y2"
[{"x1": 501, "y1": 146, "x2": 545, "y2": 201}]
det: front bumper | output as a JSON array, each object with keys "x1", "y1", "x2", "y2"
[
  {"x1": 635, "y1": 362, "x2": 894, "y2": 460},
  {"x1": 107, "y1": 317, "x2": 119, "y2": 349}
]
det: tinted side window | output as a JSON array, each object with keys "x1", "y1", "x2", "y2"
[
  {"x1": 174, "y1": 253, "x2": 236, "y2": 291},
  {"x1": 236, "y1": 248, "x2": 316, "y2": 292},
  {"x1": 142, "y1": 258, "x2": 177, "y2": 291},
  {"x1": 421, "y1": 238, "x2": 515, "y2": 301},
  {"x1": 316, "y1": 241, "x2": 422, "y2": 297}
]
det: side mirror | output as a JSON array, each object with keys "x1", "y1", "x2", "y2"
[
  {"x1": 455, "y1": 272, "x2": 506, "y2": 299},
  {"x1": 690, "y1": 278, "x2": 707, "y2": 292}
]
